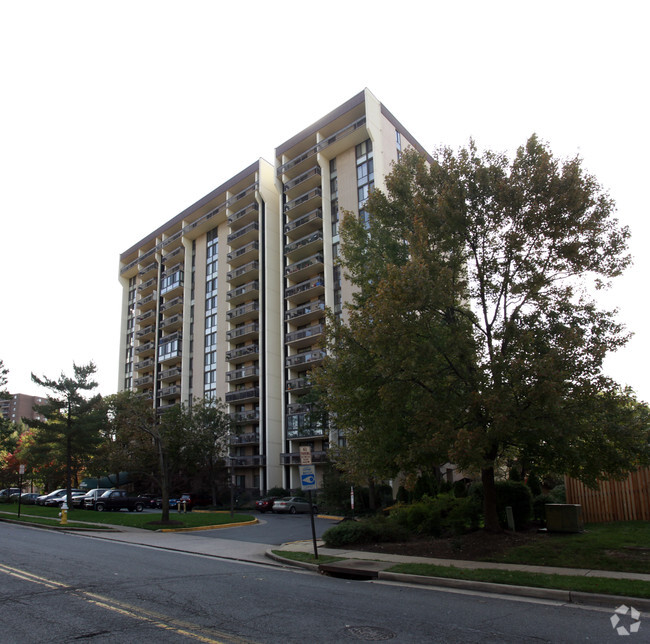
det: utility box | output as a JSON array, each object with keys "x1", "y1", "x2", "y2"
[{"x1": 545, "y1": 504, "x2": 584, "y2": 532}]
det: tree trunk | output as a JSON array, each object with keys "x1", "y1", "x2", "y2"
[
  {"x1": 368, "y1": 477, "x2": 376, "y2": 511},
  {"x1": 481, "y1": 466, "x2": 501, "y2": 533},
  {"x1": 158, "y1": 439, "x2": 170, "y2": 523}
]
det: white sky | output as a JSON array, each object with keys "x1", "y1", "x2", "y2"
[{"x1": 1, "y1": 1, "x2": 648, "y2": 403}]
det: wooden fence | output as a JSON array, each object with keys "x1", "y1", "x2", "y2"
[{"x1": 564, "y1": 469, "x2": 650, "y2": 523}]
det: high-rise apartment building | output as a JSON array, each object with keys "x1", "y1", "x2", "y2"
[
  {"x1": 0, "y1": 393, "x2": 46, "y2": 425},
  {"x1": 118, "y1": 89, "x2": 430, "y2": 495}
]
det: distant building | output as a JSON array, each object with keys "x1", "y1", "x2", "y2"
[
  {"x1": 118, "y1": 89, "x2": 431, "y2": 496},
  {"x1": 0, "y1": 393, "x2": 46, "y2": 425}
]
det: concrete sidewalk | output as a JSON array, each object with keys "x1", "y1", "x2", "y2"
[{"x1": 68, "y1": 524, "x2": 650, "y2": 611}]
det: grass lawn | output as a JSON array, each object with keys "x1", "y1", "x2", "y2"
[
  {"x1": 483, "y1": 522, "x2": 650, "y2": 574},
  {"x1": 0, "y1": 503, "x2": 254, "y2": 531}
]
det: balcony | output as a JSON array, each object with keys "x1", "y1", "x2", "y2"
[
  {"x1": 284, "y1": 253, "x2": 324, "y2": 282},
  {"x1": 230, "y1": 454, "x2": 265, "y2": 468},
  {"x1": 163, "y1": 246, "x2": 183, "y2": 263},
  {"x1": 226, "y1": 366, "x2": 260, "y2": 383},
  {"x1": 160, "y1": 314, "x2": 182, "y2": 331},
  {"x1": 226, "y1": 322, "x2": 259, "y2": 342},
  {"x1": 285, "y1": 275, "x2": 324, "y2": 302},
  {"x1": 134, "y1": 357, "x2": 155, "y2": 371},
  {"x1": 135, "y1": 341, "x2": 155, "y2": 356},
  {"x1": 137, "y1": 291, "x2": 158, "y2": 311},
  {"x1": 280, "y1": 450, "x2": 328, "y2": 465},
  {"x1": 137, "y1": 277, "x2": 157, "y2": 294},
  {"x1": 228, "y1": 202, "x2": 259, "y2": 229},
  {"x1": 227, "y1": 221, "x2": 258, "y2": 247},
  {"x1": 227, "y1": 260, "x2": 259, "y2": 285},
  {"x1": 227, "y1": 300, "x2": 259, "y2": 323},
  {"x1": 317, "y1": 116, "x2": 367, "y2": 154},
  {"x1": 284, "y1": 187, "x2": 322, "y2": 216},
  {"x1": 230, "y1": 409, "x2": 260, "y2": 424},
  {"x1": 136, "y1": 309, "x2": 155, "y2": 324},
  {"x1": 285, "y1": 299, "x2": 325, "y2": 324},
  {"x1": 158, "y1": 384, "x2": 181, "y2": 398},
  {"x1": 283, "y1": 166, "x2": 321, "y2": 200},
  {"x1": 285, "y1": 323, "x2": 324, "y2": 348},
  {"x1": 285, "y1": 349, "x2": 326, "y2": 371},
  {"x1": 159, "y1": 366, "x2": 182, "y2": 382},
  {"x1": 134, "y1": 374, "x2": 154, "y2": 387},
  {"x1": 226, "y1": 280, "x2": 259, "y2": 305},
  {"x1": 225, "y1": 386, "x2": 260, "y2": 403},
  {"x1": 136, "y1": 325, "x2": 155, "y2": 340},
  {"x1": 138, "y1": 261, "x2": 157, "y2": 278},
  {"x1": 284, "y1": 231, "x2": 323, "y2": 260},
  {"x1": 225, "y1": 181, "x2": 257, "y2": 208},
  {"x1": 286, "y1": 376, "x2": 311, "y2": 394},
  {"x1": 225, "y1": 343, "x2": 259, "y2": 364},
  {"x1": 227, "y1": 240, "x2": 259, "y2": 267},
  {"x1": 160, "y1": 295, "x2": 183, "y2": 314},
  {"x1": 287, "y1": 426, "x2": 326, "y2": 440},
  {"x1": 284, "y1": 208, "x2": 323, "y2": 237},
  {"x1": 277, "y1": 144, "x2": 318, "y2": 176},
  {"x1": 229, "y1": 432, "x2": 259, "y2": 445}
]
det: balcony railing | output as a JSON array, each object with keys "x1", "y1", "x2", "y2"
[
  {"x1": 226, "y1": 280, "x2": 259, "y2": 302},
  {"x1": 285, "y1": 300, "x2": 325, "y2": 322},
  {"x1": 226, "y1": 366, "x2": 260, "y2": 382},
  {"x1": 284, "y1": 230, "x2": 323, "y2": 256},
  {"x1": 158, "y1": 384, "x2": 181, "y2": 398},
  {"x1": 277, "y1": 144, "x2": 318, "y2": 176},
  {"x1": 225, "y1": 387, "x2": 260, "y2": 403},
  {"x1": 138, "y1": 262, "x2": 157, "y2": 277},
  {"x1": 230, "y1": 410, "x2": 261, "y2": 424},
  {"x1": 227, "y1": 241, "x2": 259, "y2": 263},
  {"x1": 136, "y1": 325, "x2": 155, "y2": 339},
  {"x1": 135, "y1": 342, "x2": 155, "y2": 355},
  {"x1": 225, "y1": 181, "x2": 258, "y2": 208},
  {"x1": 225, "y1": 344, "x2": 259, "y2": 362},
  {"x1": 317, "y1": 116, "x2": 367, "y2": 152},
  {"x1": 285, "y1": 324, "x2": 324, "y2": 344},
  {"x1": 286, "y1": 349, "x2": 326, "y2": 369},
  {"x1": 227, "y1": 301, "x2": 259, "y2": 321},
  {"x1": 226, "y1": 322, "x2": 259, "y2": 341},
  {"x1": 284, "y1": 276, "x2": 324, "y2": 299},
  {"x1": 227, "y1": 221, "x2": 259, "y2": 245},
  {"x1": 136, "y1": 310, "x2": 155, "y2": 324},
  {"x1": 160, "y1": 296, "x2": 183, "y2": 313},
  {"x1": 134, "y1": 375, "x2": 154, "y2": 387},
  {"x1": 284, "y1": 208, "x2": 323, "y2": 235},
  {"x1": 284, "y1": 187, "x2": 321, "y2": 214},
  {"x1": 285, "y1": 253, "x2": 324, "y2": 277},
  {"x1": 280, "y1": 450, "x2": 328, "y2": 465},
  {"x1": 137, "y1": 292, "x2": 157, "y2": 309},
  {"x1": 283, "y1": 166, "x2": 321, "y2": 192},
  {"x1": 137, "y1": 277, "x2": 156, "y2": 293},
  {"x1": 160, "y1": 314, "x2": 182, "y2": 330},
  {"x1": 229, "y1": 432, "x2": 259, "y2": 445},
  {"x1": 286, "y1": 376, "x2": 311, "y2": 392},
  {"x1": 134, "y1": 357, "x2": 154, "y2": 370},
  {"x1": 227, "y1": 261, "x2": 259, "y2": 283},
  {"x1": 228, "y1": 202, "x2": 259, "y2": 226},
  {"x1": 159, "y1": 366, "x2": 182, "y2": 381},
  {"x1": 286, "y1": 426, "x2": 326, "y2": 440},
  {"x1": 229, "y1": 455, "x2": 265, "y2": 467}
]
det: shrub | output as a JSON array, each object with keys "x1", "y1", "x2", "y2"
[
  {"x1": 322, "y1": 516, "x2": 408, "y2": 547},
  {"x1": 533, "y1": 493, "x2": 551, "y2": 523},
  {"x1": 495, "y1": 481, "x2": 533, "y2": 529},
  {"x1": 267, "y1": 487, "x2": 289, "y2": 497}
]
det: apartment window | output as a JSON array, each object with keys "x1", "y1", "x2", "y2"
[
  {"x1": 356, "y1": 139, "x2": 374, "y2": 229},
  {"x1": 160, "y1": 270, "x2": 183, "y2": 295},
  {"x1": 204, "y1": 228, "x2": 218, "y2": 397},
  {"x1": 396, "y1": 129, "x2": 402, "y2": 161}
]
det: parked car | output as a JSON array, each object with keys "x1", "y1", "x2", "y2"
[
  {"x1": 44, "y1": 489, "x2": 84, "y2": 507},
  {"x1": 69, "y1": 491, "x2": 89, "y2": 508},
  {"x1": 272, "y1": 496, "x2": 318, "y2": 514},
  {"x1": 93, "y1": 489, "x2": 145, "y2": 512},
  {"x1": 82, "y1": 488, "x2": 112, "y2": 510},
  {"x1": 0, "y1": 488, "x2": 21, "y2": 503},
  {"x1": 137, "y1": 493, "x2": 159, "y2": 509},
  {"x1": 176, "y1": 493, "x2": 210, "y2": 511},
  {"x1": 255, "y1": 497, "x2": 278, "y2": 513},
  {"x1": 18, "y1": 492, "x2": 40, "y2": 504}
]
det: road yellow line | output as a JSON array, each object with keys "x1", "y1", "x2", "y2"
[{"x1": 0, "y1": 563, "x2": 256, "y2": 644}]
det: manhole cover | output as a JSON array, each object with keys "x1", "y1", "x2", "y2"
[{"x1": 342, "y1": 625, "x2": 396, "y2": 641}]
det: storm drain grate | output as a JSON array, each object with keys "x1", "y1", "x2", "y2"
[{"x1": 341, "y1": 625, "x2": 396, "y2": 641}]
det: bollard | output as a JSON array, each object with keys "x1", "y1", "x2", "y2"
[{"x1": 60, "y1": 502, "x2": 68, "y2": 525}]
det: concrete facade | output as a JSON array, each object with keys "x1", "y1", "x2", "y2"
[{"x1": 118, "y1": 89, "x2": 430, "y2": 495}]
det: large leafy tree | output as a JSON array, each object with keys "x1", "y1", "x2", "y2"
[
  {"x1": 317, "y1": 138, "x2": 650, "y2": 531},
  {"x1": 27, "y1": 362, "x2": 104, "y2": 504}
]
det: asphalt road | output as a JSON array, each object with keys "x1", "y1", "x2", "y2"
[{"x1": 0, "y1": 522, "x2": 636, "y2": 643}]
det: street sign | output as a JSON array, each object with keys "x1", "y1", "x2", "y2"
[
  {"x1": 19, "y1": 464, "x2": 25, "y2": 475},
  {"x1": 299, "y1": 464, "x2": 317, "y2": 490},
  {"x1": 299, "y1": 446, "x2": 312, "y2": 465}
]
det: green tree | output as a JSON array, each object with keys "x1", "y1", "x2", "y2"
[
  {"x1": 27, "y1": 362, "x2": 104, "y2": 505},
  {"x1": 178, "y1": 397, "x2": 231, "y2": 505},
  {"x1": 317, "y1": 139, "x2": 650, "y2": 532},
  {"x1": 103, "y1": 392, "x2": 189, "y2": 522}
]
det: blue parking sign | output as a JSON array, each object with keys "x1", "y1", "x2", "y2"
[{"x1": 300, "y1": 465, "x2": 317, "y2": 490}]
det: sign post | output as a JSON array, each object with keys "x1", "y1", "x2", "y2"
[
  {"x1": 17, "y1": 464, "x2": 25, "y2": 519},
  {"x1": 299, "y1": 447, "x2": 318, "y2": 560}
]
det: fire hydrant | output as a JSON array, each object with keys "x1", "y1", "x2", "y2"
[{"x1": 59, "y1": 502, "x2": 68, "y2": 525}]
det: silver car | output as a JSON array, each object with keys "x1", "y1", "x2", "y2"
[{"x1": 272, "y1": 496, "x2": 318, "y2": 514}]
